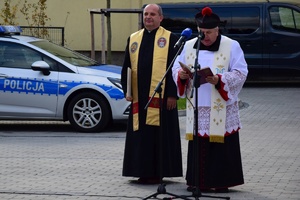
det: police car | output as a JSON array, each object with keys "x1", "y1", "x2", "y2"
[{"x1": 0, "y1": 25, "x2": 130, "y2": 132}]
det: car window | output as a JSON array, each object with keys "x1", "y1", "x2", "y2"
[
  {"x1": 30, "y1": 40, "x2": 99, "y2": 67},
  {"x1": 23, "y1": 48, "x2": 61, "y2": 71},
  {"x1": 160, "y1": 5, "x2": 260, "y2": 36},
  {"x1": 0, "y1": 41, "x2": 60, "y2": 71},
  {"x1": 269, "y1": 6, "x2": 300, "y2": 33},
  {"x1": 0, "y1": 42, "x2": 29, "y2": 69},
  {"x1": 215, "y1": 7, "x2": 260, "y2": 35}
]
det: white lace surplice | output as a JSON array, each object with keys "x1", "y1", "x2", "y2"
[{"x1": 172, "y1": 36, "x2": 248, "y2": 136}]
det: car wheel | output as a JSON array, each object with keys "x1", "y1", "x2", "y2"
[{"x1": 67, "y1": 92, "x2": 111, "y2": 132}]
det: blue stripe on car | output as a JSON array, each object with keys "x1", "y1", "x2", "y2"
[
  {"x1": 90, "y1": 65, "x2": 122, "y2": 74},
  {"x1": 0, "y1": 77, "x2": 124, "y2": 100}
]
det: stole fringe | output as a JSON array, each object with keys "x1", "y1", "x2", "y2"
[
  {"x1": 186, "y1": 133, "x2": 225, "y2": 143},
  {"x1": 185, "y1": 133, "x2": 193, "y2": 141},
  {"x1": 209, "y1": 135, "x2": 225, "y2": 143}
]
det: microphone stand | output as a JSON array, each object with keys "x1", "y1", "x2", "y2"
[
  {"x1": 183, "y1": 31, "x2": 230, "y2": 200},
  {"x1": 143, "y1": 40, "x2": 191, "y2": 200}
]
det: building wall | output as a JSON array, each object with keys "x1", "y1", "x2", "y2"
[{"x1": 1, "y1": 0, "x2": 298, "y2": 65}]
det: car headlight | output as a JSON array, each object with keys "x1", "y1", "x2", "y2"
[{"x1": 107, "y1": 77, "x2": 122, "y2": 90}]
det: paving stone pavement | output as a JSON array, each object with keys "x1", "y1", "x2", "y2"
[{"x1": 0, "y1": 86, "x2": 299, "y2": 200}]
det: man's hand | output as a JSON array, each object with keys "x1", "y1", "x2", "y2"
[
  {"x1": 167, "y1": 97, "x2": 177, "y2": 110},
  {"x1": 179, "y1": 69, "x2": 190, "y2": 80},
  {"x1": 126, "y1": 96, "x2": 133, "y2": 101},
  {"x1": 206, "y1": 75, "x2": 219, "y2": 85}
]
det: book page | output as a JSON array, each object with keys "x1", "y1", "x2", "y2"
[
  {"x1": 178, "y1": 61, "x2": 195, "y2": 77},
  {"x1": 197, "y1": 67, "x2": 214, "y2": 85},
  {"x1": 178, "y1": 61, "x2": 214, "y2": 85},
  {"x1": 126, "y1": 68, "x2": 132, "y2": 98}
]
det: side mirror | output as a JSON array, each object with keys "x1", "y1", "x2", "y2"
[{"x1": 31, "y1": 61, "x2": 51, "y2": 75}]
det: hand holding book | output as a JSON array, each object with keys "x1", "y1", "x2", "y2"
[{"x1": 178, "y1": 61, "x2": 214, "y2": 85}]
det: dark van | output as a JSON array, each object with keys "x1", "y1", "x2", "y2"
[{"x1": 158, "y1": 1, "x2": 300, "y2": 83}]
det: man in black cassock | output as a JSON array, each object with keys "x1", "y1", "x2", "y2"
[{"x1": 121, "y1": 4, "x2": 183, "y2": 184}]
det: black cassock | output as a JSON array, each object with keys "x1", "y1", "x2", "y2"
[{"x1": 121, "y1": 28, "x2": 183, "y2": 178}]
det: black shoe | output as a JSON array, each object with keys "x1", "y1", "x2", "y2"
[{"x1": 187, "y1": 186, "x2": 195, "y2": 192}]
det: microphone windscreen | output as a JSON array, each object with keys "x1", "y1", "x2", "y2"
[{"x1": 181, "y1": 28, "x2": 192, "y2": 39}]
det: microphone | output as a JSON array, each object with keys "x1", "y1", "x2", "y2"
[
  {"x1": 174, "y1": 28, "x2": 192, "y2": 48},
  {"x1": 199, "y1": 31, "x2": 205, "y2": 40}
]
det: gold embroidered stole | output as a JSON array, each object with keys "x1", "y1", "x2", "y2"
[
  {"x1": 184, "y1": 36, "x2": 231, "y2": 143},
  {"x1": 183, "y1": 38, "x2": 197, "y2": 140},
  {"x1": 129, "y1": 27, "x2": 170, "y2": 131},
  {"x1": 209, "y1": 36, "x2": 231, "y2": 143}
]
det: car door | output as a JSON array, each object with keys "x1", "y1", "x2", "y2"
[
  {"x1": 0, "y1": 41, "x2": 59, "y2": 118},
  {"x1": 266, "y1": 4, "x2": 300, "y2": 81}
]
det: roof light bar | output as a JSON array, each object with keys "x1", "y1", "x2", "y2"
[{"x1": 0, "y1": 25, "x2": 22, "y2": 35}]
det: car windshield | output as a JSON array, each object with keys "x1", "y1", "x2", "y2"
[{"x1": 30, "y1": 40, "x2": 99, "y2": 67}]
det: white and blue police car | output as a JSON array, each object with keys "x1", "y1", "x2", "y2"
[{"x1": 0, "y1": 25, "x2": 130, "y2": 132}]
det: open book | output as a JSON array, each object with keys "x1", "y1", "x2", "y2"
[{"x1": 178, "y1": 61, "x2": 214, "y2": 85}]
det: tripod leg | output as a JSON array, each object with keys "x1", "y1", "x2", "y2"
[
  {"x1": 143, "y1": 183, "x2": 165, "y2": 200},
  {"x1": 183, "y1": 190, "x2": 231, "y2": 200},
  {"x1": 164, "y1": 192, "x2": 193, "y2": 200},
  {"x1": 143, "y1": 193, "x2": 158, "y2": 200},
  {"x1": 143, "y1": 183, "x2": 193, "y2": 200}
]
